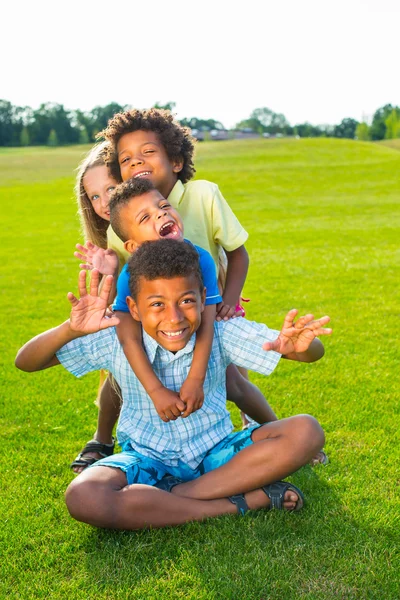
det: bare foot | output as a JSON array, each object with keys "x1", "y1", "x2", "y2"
[{"x1": 310, "y1": 450, "x2": 329, "y2": 467}]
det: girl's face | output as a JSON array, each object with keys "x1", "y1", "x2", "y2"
[{"x1": 83, "y1": 165, "x2": 117, "y2": 221}]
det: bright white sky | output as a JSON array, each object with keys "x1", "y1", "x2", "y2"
[{"x1": 2, "y1": 0, "x2": 399, "y2": 129}]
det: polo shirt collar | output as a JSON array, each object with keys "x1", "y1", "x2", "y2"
[
  {"x1": 168, "y1": 180, "x2": 185, "y2": 207},
  {"x1": 142, "y1": 328, "x2": 196, "y2": 364}
]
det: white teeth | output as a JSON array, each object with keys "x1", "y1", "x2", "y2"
[
  {"x1": 163, "y1": 330, "x2": 183, "y2": 337},
  {"x1": 160, "y1": 221, "x2": 174, "y2": 232},
  {"x1": 134, "y1": 172, "x2": 151, "y2": 178}
]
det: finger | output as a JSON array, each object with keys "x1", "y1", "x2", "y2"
[
  {"x1": 99, "y1": 274, "x2": 114, "y2": 301},
  {"x1": 78, "y1": 270, "x2": 88, "y2": 297},
  {"x1": 165, "y1": 409, "x2": 178, "y2": 421},
  {"x1": 67, "y1": 292, "x2": 79, "y2": 307},
  {"x1": 86, "y1": 240, "x2": 97, "y2": 250},
  {"x1": 294, "y1": 314, "x2": 314, "y2": 328},
  {"x1": 159, "y1": 412, "x2": 170, "y2": 423},
  {"x1": 311, "y1": 327, "x2": 333, "y2": 336},
  {"x1": 89, "y1": 269, "x2": 101, "y2": 296},
  {"x1": 79, "y1": 263, "x2": 93, "y2": 271},
  {"x1": 216, "y1": 304, "x2": 231, "y2": 321},
  {"x1": 175, "y1": 399, "x2": 186, "y2": 412},
  {"x1": 303, "y1": 316, "x2": 331, "y2": 331},
  {"x1": 223, "y1": 306, "x2": 236, "y2": 321},
  {"x1": 282, "y1": 309, "x2": 298, "y2": 329},
  {"x1": 74, "y1": 251, "x2": 88, "y2": 261},
  {"x1": 262, "y1": 340, "x2": 278, "y2": 351},
  {"x1": 99, "y1": 316, "x2": 120, "y2": 330},
  {"x1": 75, "y1": 244, "x2": 88, "y2": 253}
]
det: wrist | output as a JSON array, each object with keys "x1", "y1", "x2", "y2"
[{"x1": 64, "y1": 320, "x2": 87, "y2": 339}]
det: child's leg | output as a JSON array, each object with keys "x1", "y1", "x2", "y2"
[
  {"x1": 226, "y1": 364, "x2": 277, "y2": 425},
  {"x1": 71, "y1": 375, "x2": 121, "y2": 474},
  {"x1": 65, "y1": 414, "x2": 323, "y2": 530},
  {"x1": 173, "y1": 414, "x2": 324, "y2": 501}
]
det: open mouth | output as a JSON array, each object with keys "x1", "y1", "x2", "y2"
[
  {"x1": 158, "y1": 221, "x2": 181, "y2": 239},
  {"x1": 134, "y1": 171, "x2": 151, "y2": 179}
]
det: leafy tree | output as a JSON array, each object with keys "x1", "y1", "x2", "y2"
[
  {"x1": 333, "y1": 118, "x2": 359, "y2": 139},
  {"x1": 153, "y1": 102, "x2": 176, "y2": 112},
  {"x1": 79, "y1": 126, "x2": 90, "y2": 144},
  {"x1": 369, "y1": 104, "x2": 400, "y2": 140},
  {"x1": 47, "y1": 128, "x2": 59, "y2": 146},
  {"x1": 20, "y1": 127, "x2": 30, "y2": 146},
  {"x1": 250, "y1": 107, "x2": 290, "y2": 134},
  {"x1": 234, "y1": 118, "x2": 263, "y2": 133},
  {"x1": 30, "y1": 103, "x2": 79, "y2": 145},
  {"x1": 384, "y1": 109, "x2": 400, "y2": 139},
  {"x1": 294, "y1": 123, "x2": 325, "y2": 137},
  {"x1": 0, "y1": 100, "x2": 16, "y2": 146},
  {"x1": 90, "y1": 103, "x2": 128, "y2": 140},
  {"x1": 180, "y1": 117, "x2": 225, "y2": 131},
  {"x1": 355, "y1": 122, "x2": 371, "y2": 141}
]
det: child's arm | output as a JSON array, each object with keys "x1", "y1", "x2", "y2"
[
  {"x1": 216, "y1": 245, "x2": 249, "y2": 321},
  {"x1": 179, "y1": 304, "x2": 215, "y2": 417},
  {"x1": 262, "y1": 309, "x2": 332, "y2": 362},
  {"x1": 116, "y1": 313, "x2": 186, "y2": 423},
  {"x1": 15, "y1": 271, "x2": 119, "y2": 372}
]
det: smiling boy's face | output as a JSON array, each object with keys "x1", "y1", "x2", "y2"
[
  {"x1": 120, "y1": 189, "x2": 184, "y2": 253},
  {"x1": 117, "y1": 130, "x2": 183, "y2": 198},
  {"x1": 127, "y1": 274, "x2": 205, "y2": 352}
]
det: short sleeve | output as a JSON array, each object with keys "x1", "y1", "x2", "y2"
[
  {"x1": 56, "y1": 329, "x2": 117, "y2": 377},
  {"x1": 217, "y1": 318, "x2": 281, "y2": 376},
  {"x1": 195, "y1": 245, "x2": 223, "y2": 306},
  {"x1": 211, "y1": 185, "x2": 249, "y2": 252},
  {"x1": 112, "y1": 264, "x2": 131, "y2": 312}
]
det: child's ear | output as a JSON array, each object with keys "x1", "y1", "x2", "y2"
[
  {"x1": 200, "y1": 287, "x2": 206, "y2": 313},
  {"x1": 124, "y1": 239, "x2": 139, "y2": 254},
  {"x1": 172, "y1": 157, "x2": 184, "y2": 174},
  {"x1": 126, "y1": 296, "x2": 141, "y2": 322}
]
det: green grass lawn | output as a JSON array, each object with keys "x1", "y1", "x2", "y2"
[{"x1": 1, "y1": 138, "x2": 399, "y2": 599}]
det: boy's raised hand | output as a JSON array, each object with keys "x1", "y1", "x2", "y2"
[
  {"x1": 179, "y1": 377, "x2": 204, "y2": 417},
  {"x1": 262, "y1": 309, "x2": 332, "y2": 357},
  {"x1": 74, "y1": 241, "x2": 119, "y2": 276},
  {"x1": 68, "y1": 270, "x2": 120, "y2": 335}
]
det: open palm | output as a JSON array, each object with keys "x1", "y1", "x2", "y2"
[
  {"x1": 74, "y1": 241, "x2": 119, "y2": 276},
  {"x1": 68, "y1": 270, "x2": 120, "y2": 334},
  {"x1": 263, "y1": 309, "x2": 331, "y2": 355}
]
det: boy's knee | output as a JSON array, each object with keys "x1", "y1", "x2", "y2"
[
  {"x1": 290, "y1": 414, "x2": 325, "y2": 453},
  {"x1": 65, "y1": 477, "x2": 115, "y2": 527}
]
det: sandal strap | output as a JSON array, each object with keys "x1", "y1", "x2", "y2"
[
  {"x1": 262, "y1": 481, "x2": 304, "y2": 511},
  {"x1": 228, "y1": 494, "x2": 249, "y2": 515},
  {"x1": 78, "y1": 439, "x2": 115, "y2": 458},
  {"x1": 155, "y1": 475, "x2": 183, "y2": 492}
]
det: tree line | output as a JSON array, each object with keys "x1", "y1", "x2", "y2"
[{"x1": 0, "y1": 99, "x2": 399, "y2": 147}]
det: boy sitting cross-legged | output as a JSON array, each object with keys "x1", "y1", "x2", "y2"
[{"x1": 16, "y1": 239, "x2": 331, "y2": 530}]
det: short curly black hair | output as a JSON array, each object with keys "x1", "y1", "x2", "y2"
[
  {"x1": 109, "y1": 178, "x2": 156, "y2": 242},
  {"x1": 128, "y1": 239, "x2": 204, "y2": 300},
  {"x1": 98, "y1": 108, "x2": 196, "y2": 184}
]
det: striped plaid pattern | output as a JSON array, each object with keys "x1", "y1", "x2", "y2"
[{"x1": 57, "y1": 318, "x2": 281, "y2": 469}]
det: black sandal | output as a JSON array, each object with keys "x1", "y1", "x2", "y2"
[
  {"x1": 70, "y1": 438, "x2": 115, "y2": 470},
  {"x1": 228, "y1": 480, "x2": 304, "y2": 514}
]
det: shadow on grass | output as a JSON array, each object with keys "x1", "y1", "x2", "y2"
[{"x1": 81, "y1": 466, "x2": 399, "y2": 600}]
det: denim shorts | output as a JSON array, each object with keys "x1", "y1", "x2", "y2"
[{"x1": 90, "y1": 425, "x2": 260, "y2": 486}]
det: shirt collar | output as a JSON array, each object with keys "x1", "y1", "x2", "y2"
[
  {"x1": 167, "y1": 180, "x2": 185, "y2": 207},
  {"x1": 142, "y1": 328, "x2": 196, "y2": 364}
]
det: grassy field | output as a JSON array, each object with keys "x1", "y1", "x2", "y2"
[{"x1": 1, "y1": 138, "x2": 399, "y2": 599}]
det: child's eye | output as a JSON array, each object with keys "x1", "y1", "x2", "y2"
[
  {"x1": 140, "y1": 215, "x2": 149, "y2": 223},
  {"x1": 120, "y1": 156, "x2": 130, "y2": 164},
  {"x1": 144, "y1": 149, "x2": 155, "y2": 154},
  {"x1": 91, "y1": 194, "x2": 99, "y2": 202},
  {"x1": 151, "y1": 302, "x2": 163, "y2": 308},
  {"x1": 181, "y1": 298, "x2": 195, "y2": 305},
  {"x1": 160, "y1": 203, "x2": 171, "y2": 209},
  {"x1": 107, "y1": 186, "x2": 115, "y2": 193}
]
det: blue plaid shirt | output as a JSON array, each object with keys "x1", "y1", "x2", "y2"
[{"x1": 57, "y1": 318, "x2": 281, "y2": 469}]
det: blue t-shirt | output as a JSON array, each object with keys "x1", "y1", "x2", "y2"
[{"x1": 112, "y1": 240, "x2": 222, "y2": 312}]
